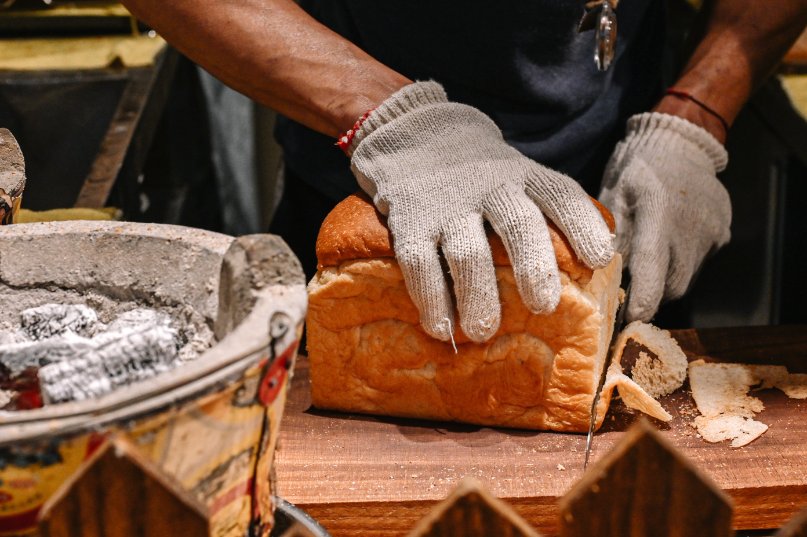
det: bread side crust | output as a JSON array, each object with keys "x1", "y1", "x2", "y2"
[{"x1": 307, "y1": 255, "x2": 622, "y2": 432}]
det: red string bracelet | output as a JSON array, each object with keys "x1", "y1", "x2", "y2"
[
  {"x1": 664, "y1": 88, "x2": 730, "y2": 135},
  {"x1": 336, "y1": 109, "x2": 375, "y2": 155}
]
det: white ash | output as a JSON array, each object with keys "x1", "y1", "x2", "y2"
[
  {"x1": 0, "y1": 301, "x2": 215, "y2": 407},
  {"x1": 0, "y1": 325, "x2": 29, "y2": 346},
  {"x1": 0, "y1": 333, "x2": 95, "y2": 378},
  {"x1": 39, "y1": 322, "x2": 180, "y2": 404},
  {"x1": 21, "y1": 304, "x2": 99, "y2": 340},
  {"x1": 0, "y1": 286, "x2": 215, "y2": 361},
  {"x1": 106, "y1": 308, "x2": 168, "y2": 332}
]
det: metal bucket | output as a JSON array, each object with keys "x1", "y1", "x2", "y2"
[{"x1": 0, "y1": 221, "x2": 307, "y2": 536}]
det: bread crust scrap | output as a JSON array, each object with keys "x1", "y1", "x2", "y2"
[
  {"x1": 688, "y1": 360, "x2": 806, "y2": 447},
  {"x1": 610, "y1": 321, "x2": 688, "y2": 399}
]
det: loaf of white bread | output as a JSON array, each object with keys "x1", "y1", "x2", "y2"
[{"x1": 306, "y1": 193, "x2": 666, "y2": 432}]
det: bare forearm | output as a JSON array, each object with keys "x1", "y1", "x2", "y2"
[
  {"x1": 654, "y1": 0, "x2": 807, "y2": 143},
  {"x1": 121, "y1": 0, "x2": 410, "y2": 137}
]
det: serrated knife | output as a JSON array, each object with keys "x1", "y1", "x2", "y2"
[{"x1": 583, "y1": 282, "x2": 630, "y2": 470}]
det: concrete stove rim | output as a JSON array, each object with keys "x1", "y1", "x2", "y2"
[
  {"x1": 0, "y1": 222, "x2": 307, "y2": 446},
  {"x1": 0, "y1": 219, "x2": 233, "y2": 251}
]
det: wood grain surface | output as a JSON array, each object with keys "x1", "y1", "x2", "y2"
[
  {"x1": 274, "y1": 326, "x2": 807, "y2": 536},
  {"x1": 777, "y1": 505, "x2": 807, "y2": 537}
]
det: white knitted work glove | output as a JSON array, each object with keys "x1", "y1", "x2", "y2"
[
  {"x1": 599, "y1": 112, "x2": 731, "y2": 322},
  {"x1": 349, "y1": 81, "x2": 614, "y2": 343}
]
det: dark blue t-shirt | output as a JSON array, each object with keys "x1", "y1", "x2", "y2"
[{"x1": 275, "y1": 1, "x2": 665, "y2": 200}]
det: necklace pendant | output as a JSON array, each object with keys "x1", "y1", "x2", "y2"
[{"x1": 594, "y1": 1, "x2": 618, "y2": 71}]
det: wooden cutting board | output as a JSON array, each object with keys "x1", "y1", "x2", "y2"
[{"x1": 274, "y1": 326, "x2": 807, "y2": 536}]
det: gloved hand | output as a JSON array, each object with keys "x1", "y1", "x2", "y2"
[
  {"x1": 599, "y1": 112, "x2": 731, "y2": 322},
  {"x1": 348, "y1": 81, "x2": 614, "y2": 343}
]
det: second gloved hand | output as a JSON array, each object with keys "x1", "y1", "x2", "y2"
[
  {"x1": 348, "y1": 81, "x2": 614, "y2": 343},
  {"x1": 599, "y1": 112, "x2": 731, "y2": 322}
]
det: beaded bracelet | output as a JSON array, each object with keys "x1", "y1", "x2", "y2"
[
  {"x1": 336, "y1": 109, "x2": 375, "y2": 155},
  {"x1": 664, "y1": 88, "x2": 730, "y2": 135}
]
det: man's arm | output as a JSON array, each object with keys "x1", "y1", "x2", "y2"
[
  {"x1": 121, "y1": 0, "x2": 411, "y2": 137},
  {"x1": 654, "y1": 0, "x2": 807, "y2": 144},
  {"x1": 599, "y1": 0, "x2": 807, "y2": 321},
  {"x1": 123, "y1": 0, "x2": 616, "y2": 343}
]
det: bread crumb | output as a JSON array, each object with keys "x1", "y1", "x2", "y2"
[{"x1": 556, "y1": 464, "x2": 566, "y2": 471}]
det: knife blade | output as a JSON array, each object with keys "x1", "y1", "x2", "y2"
[{"x1": 583, "y1": 282, "x2": 630, "y2": 470}]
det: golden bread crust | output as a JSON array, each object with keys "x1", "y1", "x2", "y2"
[{"x1": 315, "y1": 192, "x2": 615, "y2": 285}]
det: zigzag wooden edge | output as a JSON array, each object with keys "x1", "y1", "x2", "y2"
[
  {"x1": 406, "y1": 476, "x2": 541, "y2": 537},
  {"x1": 776, "y1": 504, "x2": 807, "y2": 537},
  {"x1": 38, "y1": 434, "x2": 210, "y2": 536},
  {"x1": 558, "y1": 419, "x2": 733, "y2": 537}
]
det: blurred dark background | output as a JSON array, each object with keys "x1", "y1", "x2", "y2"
[{"x1": 1, "y1": 0, "x2": 805, "y2": 329}]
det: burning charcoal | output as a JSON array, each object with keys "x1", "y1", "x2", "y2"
[
  {"x1": 0, "y1": 334, "x2": 94, "y2": 410},
  {"x1": 21, "y1": 304, "x2": 99, "y2": 340},
  {"x1": 0, "y1": 389, "x2": 12, "y2": 409},
  {"x1": 10, "y1": 383, "x2": 43, "y2": 410},
  {"x1": 0, "y1": 334, "x2": 94, "y2": 378},
  {"x1": 38, "y1": 356, "x2": 112, "y2": 404},
  {"x1": 39, "y1": 324, "x2": 181, "y2": 404},
  {"x1": 2, "y1": 303, "x2": 190, "y2": 407},
  {"x1": 95, "y1": 324, "x2": 180, "y2": 385},
  {"x1": 0, "y1": 367, "x2": 43, "y2": 411}
]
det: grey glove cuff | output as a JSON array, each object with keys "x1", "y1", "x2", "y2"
[
  {"x1": 625, "y1": 112, "x2": 728, "y2": 173},
  {"x1": 348, "y1": 81, "x2": 449, "y2": 155}
]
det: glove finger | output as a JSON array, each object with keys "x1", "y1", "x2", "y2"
[
  {"x1": 441, "y1": 216, "x2": 501, "y2": 343},
  {"x1": 395, "y1": 237, "x2": 455, "y2": 341},
  {"x1": 483, "y1": 186, "x2": 561, "y2": 315},
  {"x1": 665, "y1": 191, "x2": 731, "y2": 300},
  {"x1": 611, "y1": 210, "x2": 632, "y2": 262},
  {"x1": 665, "y1": 237, "x2": 711, "y2": 300},
  {"x1": 526, "y1": 167, "x2": 614, "y2": 269},
  {"x1": 600, "y1": 139, "x2": 629, "y2": 191},
  {"x1": 626, "y1": 200, "x2": 669, "y2": 322}
]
